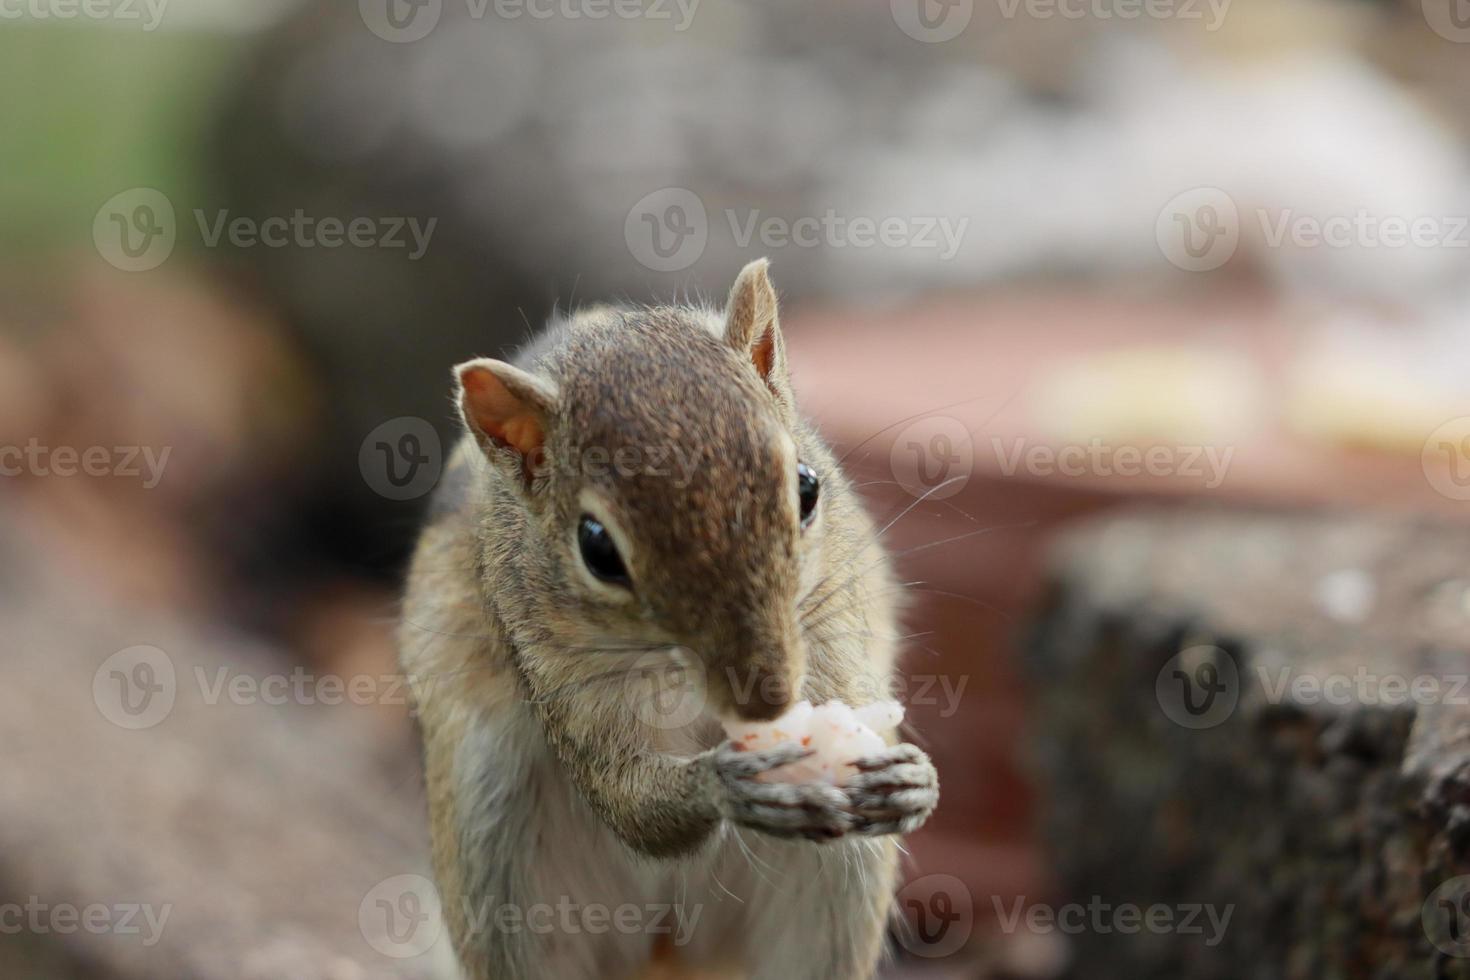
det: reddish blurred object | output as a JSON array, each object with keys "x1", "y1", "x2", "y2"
[
  {"x1": 1, "y1": 265, "x2": 317, "y2": 615},
  {"x1": 785, "y1": 285, "x2": 1470, "y2": 966}
]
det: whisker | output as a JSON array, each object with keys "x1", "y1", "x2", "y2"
[
  {"x1": 801, "y1": 517, "x2": 1033, "y2": 625},
  {"x1": 834, "y1": 388, "x2": 1013, "y2": 469},
  {"x1": 852, "y1": 480, "x2": 981, "y2": 526},
  {"x1": 872, "y1": 475, "x2": 968, "y2": 541},
  {"x1": 522, "y1": 661, "x2": 650, "y2": 706}
]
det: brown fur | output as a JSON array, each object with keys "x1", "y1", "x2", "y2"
[{"x1": 400, "y1": 261, "x2": 937, "y2": 979}]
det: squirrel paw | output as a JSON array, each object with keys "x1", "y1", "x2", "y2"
[
  {"x1": 711, "y1": 742, "x2": 853, "y2": 843},
  {"x1": 844, "y1": 743, "x2": 939, "y2": 836}
]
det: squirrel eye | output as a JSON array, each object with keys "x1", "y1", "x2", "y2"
[
  {"x1": 797, "y1": 462, "x2": 819, "y2": 528},
  {"x1": 578, "y1": 515, "x2": 631, "y2": 587}
]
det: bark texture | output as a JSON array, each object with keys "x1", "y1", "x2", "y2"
[{"x1": 1029, "y1": 509, "x2": 1470, "y2": 980}]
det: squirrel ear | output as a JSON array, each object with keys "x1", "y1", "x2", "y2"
[
  {"x1": 723, "y1": 258, "x2": 792, "y2": 410},
  {"x1": 454, "y1": 358, "x2": 558, "y2": 475}
]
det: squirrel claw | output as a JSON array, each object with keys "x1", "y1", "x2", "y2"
[
  {"x1": 712, "y1": 742, "x2": 852, "y2": 842},
  {"x1": 844, "y1": 743, "x2": 938, "y2": 836}
]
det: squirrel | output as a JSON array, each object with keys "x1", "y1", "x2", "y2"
[{"x1": 400, "y1": 259, "x2": 939, "y2": 980}]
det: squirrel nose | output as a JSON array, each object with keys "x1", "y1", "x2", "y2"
[{"x1": 729, "y1": 669, "x2": 794, "y2": 721}]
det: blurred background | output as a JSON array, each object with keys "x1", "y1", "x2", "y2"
[{"x1": 6, "y1": 0, "x2": 1470, "y2": 976}]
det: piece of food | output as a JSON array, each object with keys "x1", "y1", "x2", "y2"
[{"x1": 722, "y1": 699, "x2": 903, "y2": 785}]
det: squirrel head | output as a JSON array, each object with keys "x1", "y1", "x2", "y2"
[{"x1": 454, "y1": 259, "x2": 834, "y2": 722}]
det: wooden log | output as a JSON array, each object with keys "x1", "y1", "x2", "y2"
[{"x1": 1027, "y1": 508, "x2": 1470, "y2": 980}]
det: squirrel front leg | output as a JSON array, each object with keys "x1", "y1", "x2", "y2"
[{"x1": 532, "y1": 693, "x2": 856, "y2": 857}]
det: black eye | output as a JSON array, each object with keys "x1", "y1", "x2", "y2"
[
  {"x1": 578, "y1": 515, "x2": 631, "y2": 587},
  {"x1": 797, "y1": 462, "x2": 819, "y2": 528}
]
